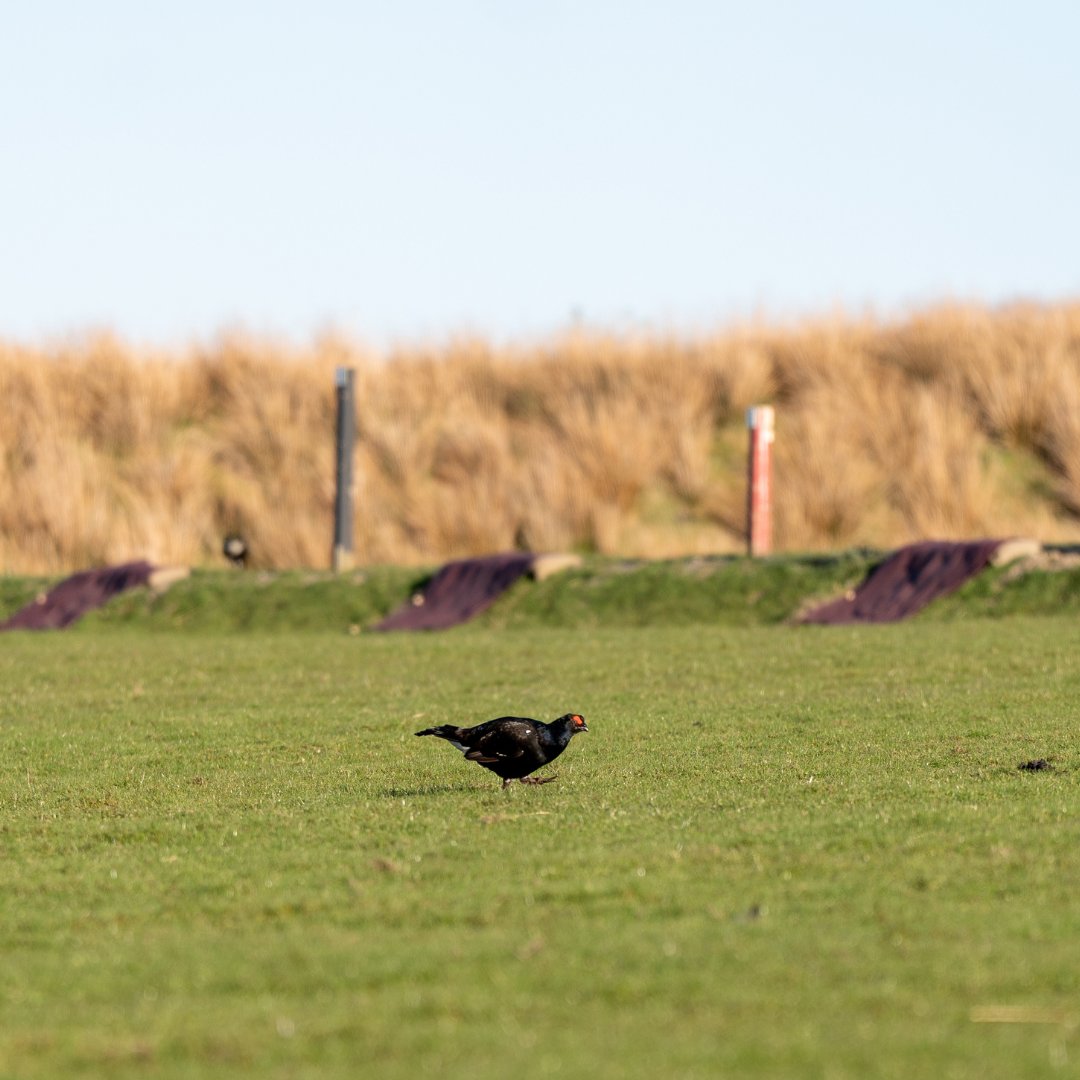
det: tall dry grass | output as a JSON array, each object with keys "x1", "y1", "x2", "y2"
[{"x1": 3, "y1": 302, "x2": 1080, "y2": 573}]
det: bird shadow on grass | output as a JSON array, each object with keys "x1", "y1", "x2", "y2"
[{"x1": 381, "y1": 782, "x2": 482, "y2": 798}]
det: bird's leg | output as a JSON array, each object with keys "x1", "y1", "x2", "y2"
[
  {"x1": 520, "y1": 774, "x2": 558, "y2": 786},
  {"x1": 501, "y1": 777, "x2": 514, "y2": 790}
]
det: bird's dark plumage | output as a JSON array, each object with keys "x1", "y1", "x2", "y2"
[{"x1": 415, "y1": 712, "x2": 588, "y2": 788}]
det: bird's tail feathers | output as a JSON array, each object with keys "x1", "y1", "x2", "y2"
[{"x1": 414, "y1": 725, "x2": 459, "y2": 739}]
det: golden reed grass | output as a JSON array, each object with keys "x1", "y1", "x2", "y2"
[{"x1": 2, "y1": 302, "x2": 1080, "y2": 573}]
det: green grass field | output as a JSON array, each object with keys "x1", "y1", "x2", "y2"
[{"x1": 2, "y1": 616, "x2": 1077, "y2": 1078}]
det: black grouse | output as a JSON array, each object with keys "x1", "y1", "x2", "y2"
[{"x1": 415, "y1": 712, "x2": 588, "y2": 788}]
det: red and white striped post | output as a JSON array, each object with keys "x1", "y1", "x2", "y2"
[{"x1": 746, "y1": 405, "x2": 775, "y2": 557}]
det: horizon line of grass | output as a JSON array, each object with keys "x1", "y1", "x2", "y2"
[{"x1": 3, "y1": 549, "x2": 1080, "y2": 633}]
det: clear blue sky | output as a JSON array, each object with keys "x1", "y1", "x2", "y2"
[{"x1": 2, "y1": 1, "x2": 1077, "y2": 347}]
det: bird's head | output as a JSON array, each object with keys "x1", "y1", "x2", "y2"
[{"x1": 560, "y1": 712, "x2": 588, "y2": 734}]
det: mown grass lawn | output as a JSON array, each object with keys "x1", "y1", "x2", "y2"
[{"x1": 1, "y1": 619, "x2": 1077, "y2": 1078}]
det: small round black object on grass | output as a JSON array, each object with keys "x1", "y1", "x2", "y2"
[{"x1": 1018, "y1": 758, "x2": 1051, "y2": 772}]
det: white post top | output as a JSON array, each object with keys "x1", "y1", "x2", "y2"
[{"x1": 746, "y1": 405, "x2": 775, "y2": 431}]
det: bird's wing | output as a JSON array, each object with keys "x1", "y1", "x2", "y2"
[
  {"x1": 464, "y1": 720, "x2": 542, "y2": 763},
  {"x1": 463, "y1": 747, "x2": 515, "y2": 764}
]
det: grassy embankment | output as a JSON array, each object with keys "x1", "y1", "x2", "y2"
[
  {"x1": 5, "y1": 545, "x2": 1080, "y2": 633},
  {"x1": 4, "y1": 301, "x2": 1080, "y2": 574}
]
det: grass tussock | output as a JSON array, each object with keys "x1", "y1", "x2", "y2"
[{"x1": 3, "y1": 302, "x2": 1080, "y2": 573}]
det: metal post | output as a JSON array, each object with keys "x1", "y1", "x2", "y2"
[
  {"x1": 332, "y1": 367, "x2": 356, "y2": 572},
  {"x1": 746, "y1": 405, "x2": 775, "y2": 557}
]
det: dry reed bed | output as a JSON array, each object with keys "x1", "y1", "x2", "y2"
[{"x1": 3, "y1": 303, "x2": 1080, "y2": 573}]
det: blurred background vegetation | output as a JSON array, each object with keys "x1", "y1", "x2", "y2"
[{"x1": 4, "y1": 301, "x2": 1080, "y2": 573}]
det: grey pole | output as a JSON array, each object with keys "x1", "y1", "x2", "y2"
[{"x1": 332, "y1": 367, "x2": 356, "y2": 572}]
